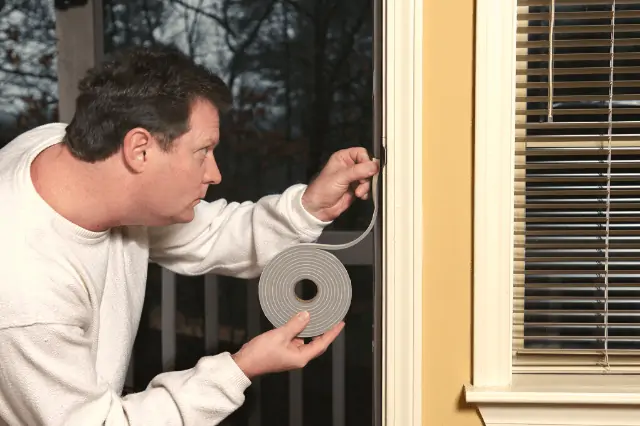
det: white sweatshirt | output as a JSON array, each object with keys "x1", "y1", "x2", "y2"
[{"x1": 0, "y1": 123, "x2": 329, "y2": 426}]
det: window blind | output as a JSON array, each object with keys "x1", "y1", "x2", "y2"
[{"x1": 513, "y1": 0, "x2": 640, "y2": 374}]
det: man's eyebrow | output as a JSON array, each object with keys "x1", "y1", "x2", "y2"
[
  {"x1": 194, "y1": 139, "x2": 216, "y2": 152},
  {"x1": 200, "y1": 138, "x2": 217, "y2": 147}
]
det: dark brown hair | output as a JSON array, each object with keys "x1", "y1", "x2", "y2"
[{"x1": 63, "y1": 44, "x2": 232, "y2": 162}]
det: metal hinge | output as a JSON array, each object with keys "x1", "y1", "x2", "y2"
[{"x1": 379, "y1": 143, "x2": 386, "y2": 169}]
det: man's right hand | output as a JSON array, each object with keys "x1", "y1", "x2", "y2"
[{"x1": 231, "y1": 311, "x2": 345, "y2": 379}]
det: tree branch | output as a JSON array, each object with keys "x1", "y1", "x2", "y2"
[
  {"x1": 280, "y1": 0, "x2": 313, "y2": 21},
  {"x1": 226, "y1": 0, "x2": 278, "y2": 92},
  {"x1": 330, "y1": 0, "x2": 371, "y2": 81},
  {"x1": 170, "y1": 0, "x2": 236, "y2": 38},
  {"x1": 141, "y1": 0, "x2": 158, "y2": 44},
  {"x1": 0, "y1": 66, "x2": 56, "y2": 82}
]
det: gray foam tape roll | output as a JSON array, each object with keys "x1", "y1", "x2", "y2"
[{"x1": 259, "y1": 172, "x2": 379, "y2": 338}]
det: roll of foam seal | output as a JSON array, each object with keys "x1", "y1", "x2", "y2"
[{"x1": 258, "y1": 172, "x2": 379, "y2": 338}]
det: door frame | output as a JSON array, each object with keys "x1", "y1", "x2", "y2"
[{"x1": 381, "y1": 0, "x2": 424, "y2": 425}]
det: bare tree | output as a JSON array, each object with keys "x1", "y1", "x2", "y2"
[{"x1": 0, "y1": 0, "x2": 57, "y2": 146}]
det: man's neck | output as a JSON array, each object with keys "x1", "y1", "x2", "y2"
[{"x1": 30, "y1": 143, "x2": 133, "y2": 232}]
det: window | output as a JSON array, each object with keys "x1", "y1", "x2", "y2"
[
  {"x1": 467, "y1": 0, "x2": 640, "y2": 425},
  {"x1": 515, "y1": 0, "x2": 640, "y2": 373}
]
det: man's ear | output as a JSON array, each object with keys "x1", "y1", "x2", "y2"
[{"x1": 122, "y1": 127, "x2": 152, "y2": 173}]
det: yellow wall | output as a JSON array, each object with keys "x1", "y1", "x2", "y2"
[{"x1": 422, "y1": 0, "x2": 481, "y2": 424}]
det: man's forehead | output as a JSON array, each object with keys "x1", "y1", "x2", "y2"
[{"x1": 190, "y1": 98, "x2": 220, "y2": 120}]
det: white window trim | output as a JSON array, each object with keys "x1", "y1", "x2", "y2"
[
  {"x1": 465, "y1": 0, "x2": 640, "y2": 425},
  {"x1": 382, "y1": 0, "x2": 423, "y2": 425}
]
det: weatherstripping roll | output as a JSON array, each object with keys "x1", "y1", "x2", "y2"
[{"x1": 259, "y1": 171, "x2": 379, "y2": 338}]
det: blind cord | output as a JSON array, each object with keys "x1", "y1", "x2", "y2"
[
  {"x1": 602, "y1": 0, "x2": 616, "y2": 372},
  {"x1": 547, "y1": 0, "x2": 555, "y2": 122}
]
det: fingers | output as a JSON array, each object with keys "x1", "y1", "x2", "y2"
[
  {"x1": 354, "y1": 180, "x2": 371, "y2": 199},
  {"x1": 299, "y1": 322, "x2": 345, "y2": 360},
  {"x1": 327, "y1": 148, "x2": 371, "y2": 172},
  {"x1": 281, "y1": 311, "x2": 311, "y2": 339},
  {"x1": 341, "y1": 161, "x2": 378, "y2": 186},
  {"x1": 325, "y1": 148, "x2": 379, "y2": 188},
  {"x1": 332, "y1": 147, "x2": 368, "y2": 164},
  {"x1": 347, "y1": 147, "x2": 371, "y2": 165}
]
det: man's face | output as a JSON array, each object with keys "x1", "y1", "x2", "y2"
[{"x1": 141, "y1": 99, "x2": 222, "y2": 225}]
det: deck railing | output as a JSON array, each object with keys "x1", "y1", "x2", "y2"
[{"x1": 126, "y1": 230, "x2": 373, "y2": 425}]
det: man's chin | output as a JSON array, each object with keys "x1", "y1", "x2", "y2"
[
  {"x1": 169, "y1": 206, "x2": 197, "y2": 224},
  {"x1": 145, "y1": 204, "x2": 198, "y2": 227}
]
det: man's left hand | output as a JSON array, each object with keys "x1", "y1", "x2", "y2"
[{"x1": 301, "y1": 147, "x2": 380, "y2": 223}]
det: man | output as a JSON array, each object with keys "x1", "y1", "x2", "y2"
[{"x1": 0, "y1": 45, "x2": 378, "y2": 425}]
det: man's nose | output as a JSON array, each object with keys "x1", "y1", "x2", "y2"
[{"x1": 203, "y1": 155, "x2": 222, "y2": 185}]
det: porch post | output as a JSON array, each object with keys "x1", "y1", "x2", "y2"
[{"x1": 54, "y1": 0, "x2": 103, "y2": 122}]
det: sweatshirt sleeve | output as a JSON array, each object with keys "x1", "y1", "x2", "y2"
[
  {"x1": 0, "y1": 323, "x2": 250, "y2": 426},
  {"x1": 147, "y1": 183, "x2": 331, "y2": 278}
]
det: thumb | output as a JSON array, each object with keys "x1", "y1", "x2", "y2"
[
  {"x1": 281, "y1": 311, "x2": 310, "y2": 338},
  {"x1": 340, "y1": 161, "x2": 378, "y2": 186}
]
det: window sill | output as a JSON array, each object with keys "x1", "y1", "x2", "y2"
[
  {"x1": 464, "y1": 375, "x2": 640, "y2": 425},
  {"x1": 465, "y1": 385, "x2": 640, "y2": 406}
]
